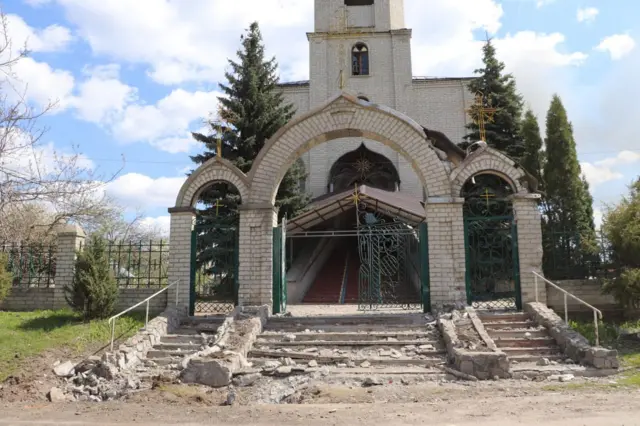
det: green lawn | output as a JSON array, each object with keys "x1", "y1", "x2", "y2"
[{"x1": 0, "y1": 309, "x2": 145, "y2": 382}]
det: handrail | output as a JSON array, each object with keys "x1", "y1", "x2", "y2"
[
  {"x1": 533, "y1": 271, "x2": 603, "y2": 346},
  {"x1": 107, "y1": 279, "x2": 180, "y2": 351}
]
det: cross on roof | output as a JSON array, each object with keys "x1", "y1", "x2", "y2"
[{"x1": 466, "y1": 92, "x2": 498, "y2": 142}]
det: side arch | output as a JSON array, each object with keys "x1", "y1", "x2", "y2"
[
  {"x1": 247, "y1": 91, "x2": 451, "y2": 205},
  {"x1": 450, "y1": 148, "x2": 528, "y2": 197},
  {"x1": 175, "y1": 157, "x2": 251, "y2": 208}
]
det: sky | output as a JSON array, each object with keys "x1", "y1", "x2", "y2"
[{"x1": 3, "y1": 0, "x2": 639, "y2": 234}]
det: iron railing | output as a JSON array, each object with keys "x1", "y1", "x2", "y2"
[
  {"x1": 105, "y1": 240, "x2": 169, "y2": 288},
  {"x1": 107, "y1": 279, "x2": 179, "y2": 351},
  {"x1": 0, "y1": 243, "x2": 56, "y2": 288},
  {"x1": 533, "y1": 271, "x2": 603, "y2": 346}
]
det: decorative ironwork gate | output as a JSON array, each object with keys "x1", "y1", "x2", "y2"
[
  {"x1": 463, "y1": 175, "x2": 521, "y2": 310},
  {"x1": 190, "y1": 220, "x2": 238, "y2": 315},
  {"x1": 272, "y1": 217, "x2": 287, "y2": 314},
  {"x1": 356, "y1": 205, "x2": 428, "y2": 311}
]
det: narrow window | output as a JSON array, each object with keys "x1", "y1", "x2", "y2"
[
  {"x1": 358, "y1": 95, "x2": 370, "y2": 102},
  {"x1": 344, "y1": 0, "x2": 374, "y2": 5},
  {"x1": 352, "y1": 43, "x2": 369, "y2": 76}
]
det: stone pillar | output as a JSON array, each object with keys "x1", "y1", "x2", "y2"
[
  {"x1": 426, "y1": 197, "x2": 467, "y2": 308},
  {"x1": 238, "y1": 205, "x2": 278, "y2": 308},
  {"x1": 512, "y1": 194, "x2": 545, "y2": 305},
  {"x1": 167, "y1": 207, "x2": 196, "y2": 315},
  {"x1": 54, "y1": 224, "x2": 86, "y2": 308}
]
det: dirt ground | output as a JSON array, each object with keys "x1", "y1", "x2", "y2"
[{"x1": 2, "y1": 381, "x2": 640, "y2": 425}]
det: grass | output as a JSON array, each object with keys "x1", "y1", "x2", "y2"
[{"x1": 0, "y1": 309, "x2": 145, "y2": 382}]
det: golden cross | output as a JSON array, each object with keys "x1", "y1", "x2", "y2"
[
  {"x1": 216, "y1": 138, "x2": 222, "y2": 158},
  {"x1": 481, "y1": 188, "x2": 495, "y2": 209},
  {"x1": 466, "y1": 92, "x2": 498, "y2": 142},
  {"x1": 214, "y1": 199, "x2": 222, "y2": 216},
  {"x1": 352, "y1": 183, "x2": 361, "y2": 227}
]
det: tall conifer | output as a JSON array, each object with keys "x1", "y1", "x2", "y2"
[
  {"x1": 520, "y1": 109, "x2": 544, "y2": 190},
  {"x1": 542, "y1": 95, "x2": 597, "y2": 277},
  {"x1": 190, "y1": 22, "x2": 310, "y2": 270},
  {"x1": 463, "y1": 40, "x2": 524, "y2": 159}
]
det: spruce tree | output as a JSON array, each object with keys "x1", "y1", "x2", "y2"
[
  {"x1": 541, "y1": 95, "x2": 597, "y2": 278},
  {"x1": 462, "y1": 39, "x2": 524, "y2": 159},
  {"x1": 190, "y1": 22, "x2": 310, "y2": 270},
  {"x1": 520, "y1": 109, "x2": 544, "y2": 190}
]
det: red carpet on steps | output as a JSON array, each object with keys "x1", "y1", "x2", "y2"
[
  {"x1": 302, "y1": 248, "x2": 347, "y2": 304},
  {"x1": 342, "y1": 247, "x2": 360, "y2": 304}
]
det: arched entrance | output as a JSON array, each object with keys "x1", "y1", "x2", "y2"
[
  {"x1": 461, "y1": 173, "x2": 522, "y2": 310},
  {"x1": 244, "y1": 92, "x2": 448, "y2": 313},
  {"x1": 328, "y1": 143, "x2": 401, "y2": 193}
]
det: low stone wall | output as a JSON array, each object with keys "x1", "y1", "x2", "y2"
[
  {"x1": 181, "y1": 305, "x2": 268, "y2": 387},
  {"x1": 105, "y1": 307, "x2": 182, "y2": 370},
  {"x1": 525, "y1": 302, "x2": 619, "y2": 369},
  {"x1": 548, "y1": 279, "x2": 618, "y2": 313},
  {"x1": 0, "y1": 287, "x2": 167, "y2": 315},
  {"x1": 438, "y1": 314, "x2": 510, "y2": 380}
]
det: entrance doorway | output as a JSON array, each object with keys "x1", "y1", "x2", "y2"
[
  {"x1": 462, "y1": 174, "x2": 522, "y2": 310},
  {"x1": 276, "y1": 185, "x2": 430, "y2": 313}
]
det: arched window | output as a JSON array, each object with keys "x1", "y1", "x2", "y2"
[{"x1": 352, "y1": 43, "x2": 369, "y2": 76}]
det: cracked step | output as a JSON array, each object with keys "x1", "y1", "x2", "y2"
[
  {"x1": 487, "y1": 329, "x2": 547, "y2": 339},
  {"x1": 493, "y1": 337, "x2": 557, "y2": 348},
  {"x1": 256, "y1": 340, "x2": 442, "y2": 348},
  {"x1": 160, "y1": 334, "x2": 207, "y2": 345},
  {"x1": 152, "y1": 342, "x2": 202, "y2": 351},
  {"x1": 482, "y1": 321, "x2": 538, "y2": 330},
  {"x1": 146, "y1": 348, "x2": 198, "y2": 359},
  {"x1": 257, "y1": 332, "x2": 438, "y2": 342}
]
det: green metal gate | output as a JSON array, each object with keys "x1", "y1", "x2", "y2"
[
  {"x1": 356, "y1": 219, "x2": 429, "y2": 312},
  {"x1": 464, "y1": 215, "x2": 521, "y2": 310},
  {"x1": 272, "y1": 217, "x2": 287, "y2": 314},
  {"x1": 190, "y1": 221, "x2": 239, "y2": 316}
]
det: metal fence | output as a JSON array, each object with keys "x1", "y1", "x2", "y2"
[
  {"x1": 105, "y1": 240, "x2": 169, "y2": 288},
  {"x1": 542, "y1": 230, "x2": 617, "y2": 281},
  {"x1": 0, "y1": 243, "x2": 57, "y2": 288}
]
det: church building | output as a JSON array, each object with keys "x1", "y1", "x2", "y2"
[
  {"x1": 169, "y1": 0, "x2": 544, "y2": 316},
  {"x1": 279, "y1": 0, "x2": 474, "y2": 200}
]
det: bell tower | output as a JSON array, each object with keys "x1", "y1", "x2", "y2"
[
  {"x1": 314, "y1": 0, "x2": 406, "y2": 33},
  {"x1": 308, "y1": 0, "x2": 412, "y2": 111}
]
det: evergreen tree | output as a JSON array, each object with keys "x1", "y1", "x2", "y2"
[
  {"x1": 520, "y1": 109, "x2": 545, "y2": 190},
  {"x1": 541, "y1": 95, "x2": 597, "y2": 279},
  {"x1": 462, "y1": 39, "x2": 524, "y2": 159},
  {"x1": 190, "y1": 22, "x2": 310, "y2": 271}
]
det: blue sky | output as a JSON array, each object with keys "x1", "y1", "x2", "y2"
[{"x1": 4, "y1": 0, "x2": 638, "y2": 232}]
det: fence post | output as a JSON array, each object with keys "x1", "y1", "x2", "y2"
[{"x1": 54, "y1": 224, "x2": 86, "y2": 309}]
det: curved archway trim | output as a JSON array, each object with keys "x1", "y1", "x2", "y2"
[
  {"x1": 175, "y1": 157, "x2": 251, "y2": 208},
  {"x1": 451, "y1": 148, "x2": 527, "y2": 197},
  {"x1": 247, "y1": 91, "x2": 451, "y2": 204}
]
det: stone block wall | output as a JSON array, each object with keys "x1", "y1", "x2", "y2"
[
  {"x1": 547, "y1": 280, "x2": 617, "y2": 313},
  {"x1": 426, "y1": 200, "x2": 466, "y2": 307},
  {"x1": 1, "y1": 287, "x2": 168, "y2": 315}
]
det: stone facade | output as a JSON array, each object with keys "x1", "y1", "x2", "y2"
[{"x1": 279, "y1": 0, "x2": 475, "y2": 199}]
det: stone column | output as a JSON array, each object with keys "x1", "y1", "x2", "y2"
[
  {"x1": 167, "y1": 207, "x2": 196, "y2": 315},
  {"x1": 426, "y1": 197, "x2": 467, "y2": 309},
  {"x1": 238, "y1": 205, "x2": 278, "y2": 308},
  {"x1": 54, "y1": 224, "x2": 86, "y2": 309},
  {"x1": 511, "y1": 194, "x2": 544, "y2": 305}
]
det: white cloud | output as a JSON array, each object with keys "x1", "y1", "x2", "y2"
[
  {"x1": 10, "y1": 57, "x2": 75, "y2": 110},
  {"x1": 593, "y1": 207, "x2": 603, "y2": 230},
  {"x1": 6, "y1": 14, "x2": 72, "y2": 53},
  {"x1": 581, "y1": 151, "x2": 640, "y2": 186},
  {"x1": 35, "y1": 0, "x2": 313, "y2": 85},
  {"x1": 577, "y1": 7, "x2": 599, "y2": 24},
  {"x1": 106, "y1": 173, "x2": 186, "y2": 209},
  {"x1": 596, "y1": 34, "x2": 636, "y2": 60},
  {"x1": 536, "y1": 0, "x2": 556, "y2": 8},
  {"x1": 140, "y1": 216, "x2": 171, "y2": 237}
]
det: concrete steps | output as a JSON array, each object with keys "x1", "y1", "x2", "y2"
[
  {"x1": 141, "y1": 317, "x2": 224, "y2": 371},
  {"x1": 248, "y1": 314, "x2": 447, "y2": 373},
  {"x1": 478, "y1": 311, "x2": 564, "y2": 364}
]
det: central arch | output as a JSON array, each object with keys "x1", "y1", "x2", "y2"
[{"x1": 247, "y1": 92, "x2": 451, "y2": 205}]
